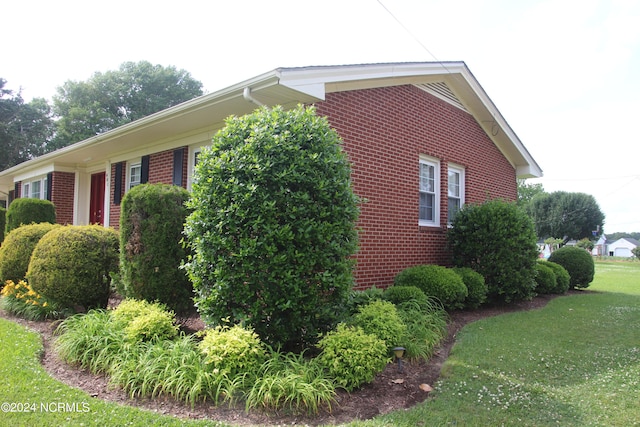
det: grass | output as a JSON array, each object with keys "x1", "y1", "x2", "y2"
[{"x1": 345, "y1": 259, "x2": 640, "y2": 426}]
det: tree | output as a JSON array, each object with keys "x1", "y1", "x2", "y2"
[
  {"x1": 632, "y1": 246, "x2": 640, "y2": 260},
  {"x1": 51, "y1": 61, "x2": 203, "y2": 149},
  {"x1": 185, "y1": 105, "x2": 359, "y2": 351},
  {"x1": 0, "y1": 79, "x2": 54, "y2": 171},
  {"x1": 517, "y1": 178, "x2": 545, "y2": 208},
  {"x1": 527, "y1": 191, "x2": 605, "y2": 241}
]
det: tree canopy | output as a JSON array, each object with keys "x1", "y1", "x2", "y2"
[
  {"x1": 51, "y1": 61, "x2": 203, "y2": 149},
  {"x1": 0, "y1": 79, "x2": 54, "y2": 170},
  {"x1": 517, "y1": 178, "x2": 545, "y2": 209},
  {"x1": 527, "y1": 191, "x2": 605, "y2": 241}
]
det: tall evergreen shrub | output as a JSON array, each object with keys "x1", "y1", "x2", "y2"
[
  {"x1": 185, "y1": 105, "x2": 359, "y2": 351},
  {"x1": 119, "y1": 184, "x2": 193, "y2": 313},
  {"x1": 5, "y1": 198, "x2": 56, "y2": 233},
  {"x1": 448, "y1": 200, "x2": 539, "y2": 303}
]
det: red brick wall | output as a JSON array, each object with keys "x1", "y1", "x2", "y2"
[
  {"x1": 51, "y1": 172, "x2": 75, "y2": 225},
  {"x1": 314, "y1": 85, "x2": 517, "y2": 289}
]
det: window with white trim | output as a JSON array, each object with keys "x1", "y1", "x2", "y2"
[
  {"x1": 129, "y1": 162, "x2": 141, "y2": 189},
  {"x1": 21, "y1": 176, "x2": 48, "y2": 200},
  {"x1": 419, "y1": 157, "x2": 440, "y2": 226},
  {"x1": 447, "y1": 164, "x2": 465, "y2": 224}
]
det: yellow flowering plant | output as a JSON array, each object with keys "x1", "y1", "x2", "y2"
[{"x1": 1, "y1": 279, "x2": 65, "y2": 320}]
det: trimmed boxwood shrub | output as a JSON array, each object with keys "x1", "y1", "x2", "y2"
[
  {"x1": 5, "y1": 198, "x2": 56, "y2": 234},
  {"x1": 548, "y1": 246, "x2": 594, "y2": 289},
  {"x1": 28, "y1": 225, "x2": 119, "y2": 311},
  {"x1": 119, "y1": 183, "x2": 193, "y2": 313},
  {"x1": 394, "y1": 265, "x2": 467, "y2": 310},
  {"x1": 534, "y1": 262, "x2": 557, "y2": 294},
  {"x1": 453, "y1": 267, "x2": 488, "y2": 309},
  {"x1": 383, "y1": 285, "x2": 429, "y2": 308},
  {"x1": 540, "y1": 260, "x2": 570, "y2": 294},
  {"x1": 448, "y1": 200, "x2": 539, "y2": 303},
  {"x1": 0, "y1": 223, "x2": 60, "y2": 284},
  {"x1": 185, "y1": 105, "x2": 359, "y2": 351}
]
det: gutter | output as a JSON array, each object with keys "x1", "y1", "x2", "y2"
[{"x1": 243, "y1": 87, "x2": 265, "y2": 106}]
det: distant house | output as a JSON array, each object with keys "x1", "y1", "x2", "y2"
[
  {"x1": 606, "y1": 237, "x2": 639, "y2": 257},
  {"x1": 0, "y1": 62, "x2": 542, "y2": 288}
]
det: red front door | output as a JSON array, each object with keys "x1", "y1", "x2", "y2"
[{"x1": 90, "y1": 172, "x2": 106, "y2": 225}]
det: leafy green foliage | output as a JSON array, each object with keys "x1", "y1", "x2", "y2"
[
  {"x1": 383, "y1": 285, "x2": 429, "y2": 307},
  {"x1": 394, "y1": 265, "x2": 467, "y2": 310},
  {"x1": 346, "y1": 286, "x2": 384, "y2": 315},
  {"x1": 5, "y1": 198, "x2": 56, "y2": 234},
  {"x1": 534, "y1": 262, "x2": 556, "y2": 294},
  {"x1": 633, "y1": 246, "x2": 640, "y2": 260},
  {"x1": 448, "y1": 200, "x2": 539, "y2": 303},
  {"x1": 112, "y1": 299, "x2": 178, "y2": 342},
  {"x1": 0, "y1": 79, "x2": 53, "y2": 170},
  {"x1": 0, "y1": 222, "x2": 59, "y2": 283},
  {"x1": 316, "y1": 324, "x2": 389, "y2": 391},
  {"x1": 185, "y1": 105, "x2": 359, "y2": 351},
  {"x1": 351, "y1": 300, "x2": 407, "y2": 350},
  {"x1": 198, "y1": 325, "x2": 266, "y2": 378},
  {"x1": 453, "y1": 267, "x2": 488, "y2": 309},
  {"x1": 527, "y1": 191, "x2": 605, "y2": 241},
  {"x1": 396, "y1": 299, "x2": 448, "y2": 361},
  {"x1": 537, "y1": 260, "x2": 570, "y2": 294},
  {"x1": 548, "y1": 246, "x2": 595, "y2": 289},
  {"x1": 119, "y1": 183, "x2": 193, "y2": 313},
  {"x1": 51, "y1": 61, "x2": 203, "y2": 148},
  {"x1": 0, "y1": 279, "x2": 69, "y2": 320},
  {"x1": 246, "y1": 350, "x2": 336, "y2": 415},
  {"x1": 28, "y1": 225, "x2": 119, "y2": 311}
]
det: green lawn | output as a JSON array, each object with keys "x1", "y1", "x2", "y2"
[
  {"x1": 347, "y1": 260, "x2": 640, "y2": 426},
  {"x1": 1, "y1": 260, "x2": 638, "y2": 426}
]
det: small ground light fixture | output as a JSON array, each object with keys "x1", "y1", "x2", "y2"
[{"x1": 393, "y1": 346, "x2": 405, "y2": 373}]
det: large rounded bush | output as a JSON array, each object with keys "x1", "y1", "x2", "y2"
[
  {"x1": 28, "y1": 225, "x2": 119, "y2": 311},
  {"x1": 541, "y1": 260, "x2": 570, "y2": 294},
  {"x1": 383, "y1": 286, "x2": 429, "y2": 308},
  {"x1": 394, "y1": 265, "x2": 467, "y2": 310},
  {"x1": 548, "y1": 246, "x2": 594, "y2": 289},
  {"x1": 534, "y1": 262, "x2": 557, "y2": 294},
  {"x1": 119, "y1": 183, "x2": 193, "y2": 313},
  {"x1": 453, "y1": 267, "x2": 488, "y2": 309},
  {"x1": 0, "y1": 223, "x2": 60, "y2": 283},
  {"x1": 185, "y1": 105, "x2": 359, "y2": 351},
  {"x1": 5, "y1": 198, "x2": 56, "y2": 234},
  {"x1": 448, "y1": 200, "x2": 539, "y2": 303}
]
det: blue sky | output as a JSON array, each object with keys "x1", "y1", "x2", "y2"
[{"x1": 3, "y1": 0, "x2": 639, "y2": 233}]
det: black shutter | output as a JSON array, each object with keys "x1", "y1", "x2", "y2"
[
  {"x1": 172, "y1": 148, "x2": 184, "y2": 186},
  {"x1": 14, "y1": 182, "x2": 19, "y2": 198},
  {"x1": 46, "y1": 172, "x2": 53, "y2": 201},
  {"x1": 114, "y1": 162, "x2": 123, "y2": 205},
  {"x1": 141, "y1": 155, "x2": 150, "y2": 184}
]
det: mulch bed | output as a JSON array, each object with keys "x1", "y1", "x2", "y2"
[{"x1": 0, "y1": 293, "x2": 564, "y2": 426}]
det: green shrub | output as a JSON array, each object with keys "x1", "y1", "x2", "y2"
[
  {"x1": 112, "y1": 299, "x2": 178, "y2": 342},
  {"x1": 119, "y1": 184, "x2": 193, "y2": 313},
  {"x1": 448, "y1": 200, "x2": 539, "y2": 303},
  {"x1": 394, "y1": 265, "x2": 467, "y2": 310},
  {"x1": 453, "y1": 267, "x2": 488, "y2": 309},
  {"x1": 351, "y1": 300, "x2": 407, "y2": 350},
  {"x1": 5, "y1": 198, "x2": 56, "y2": 234},
  {"x1": 0, "y1": 206, "x2": 6, "y2": 244},
  {"x1": 534, "y1": 262, "x2": 557, "y2": 294},
  {"x1": 541, "y1": 260, "x2": 570, "y2": 294},
  {"x1": 28, "y1": 225, "x2": 119, "y2": 311},
  {"x1": 0, "y1": 223, "x2": 60, "y2": 283},
  {"x1": 316, "y1": 324, "x2": 389, "y2": 391},
  {"x1": 346, "y1": 286, "x2": 384, "y2": 315},
  {"x1": 383, "y1": 286, "x2": 429, "y2": 308},
  {"x1": 548, "y1": 246, "x2": 595, "y2": 289},
  {"x1": 198, "y1": 324, "x2": 266, "y2": 378},
  {"x1": 185, "y1": 105, "x2": 359, "y2": 351}
]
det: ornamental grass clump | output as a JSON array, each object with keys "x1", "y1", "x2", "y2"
[{"x1": 0, "y1": 279, "x2": 67, "y2": 321}]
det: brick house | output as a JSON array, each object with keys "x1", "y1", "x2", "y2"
[{"x1": 0, "y1": 62, "x2": 542, "y2": 288}]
